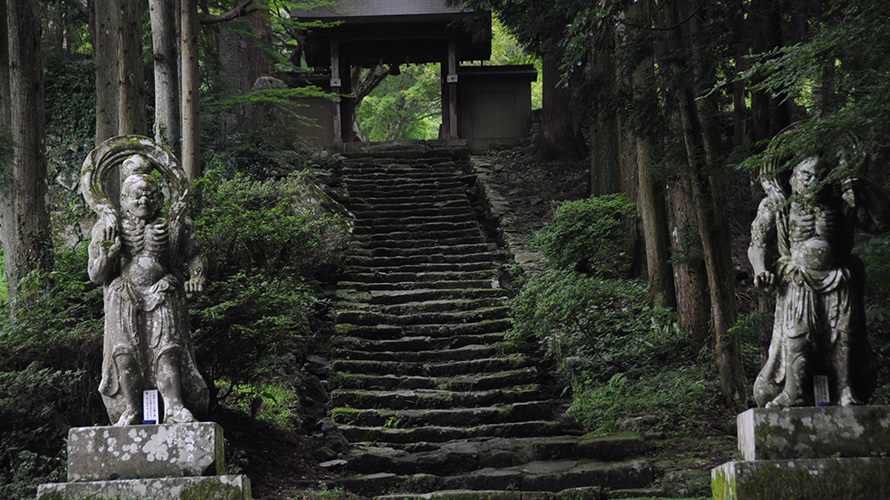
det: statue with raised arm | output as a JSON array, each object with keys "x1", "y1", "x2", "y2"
[
  {"x1": 82, "y1": 136, "x2": 209, "y2": 426},
  {"x1": 750, "y1": 152, "x2": 890, "y2": 408}
]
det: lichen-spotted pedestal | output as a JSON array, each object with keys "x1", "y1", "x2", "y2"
[
  {"x1": 712, "y1": 406, "x2": 890, "y2": 500},
  {"x1": 37, "y1": 422, "x2": 251, "y2": 500}
]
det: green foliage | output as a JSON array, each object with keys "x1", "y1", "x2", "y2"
[
  {"x1": 356, "y1": 64, "x2": 442, "y2": 141},
  {"x1": 215, "y1": 380, "x2": 299, "y2": 432},
  {"x1": 510, "y1": 268, "x2": 723, "y2": 435},
  {"x1": 190, "y1": 167, "x2": 349, "y2": 401},
  {"x1": 0, "y1": 246, "x2": 106, "y2": 499},
  {"x1": 535, "y1": 194, "x2": 636, "y2": 276},
  {"x1": 568, "y1": 366, "x2": 722, "y2": 434}
]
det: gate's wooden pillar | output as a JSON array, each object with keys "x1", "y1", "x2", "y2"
[
  {"x1": 445, "y1": 34, "x2": 459, "y2": 139},
  {"x1": 330, "y1": 37, "x2": 343, "y2": 142}
]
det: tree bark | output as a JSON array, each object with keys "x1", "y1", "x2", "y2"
[
  {"x1": 0, "y1": 0, "x2": 9, "y2": 128},
  {"x1": 589, "y1": 24, "x2": 620, "y2": 196},
  {"x1": 3, "y1": 0, "x2": 54, "y2": 318},
  {"x1": 181, "y1": 0, "x2": 201, "y2": 180},
  {"x1": 94, "y1": 0, "x2": 119, "y2": 143},
  {"x1": 118, "y1": 0, "x2": 147, "y2": 135},
  {"x1": 671, "y1": 2, "x2": 746, "y2": 409},
  {"x1": 150, "y1": 0, "x2": 181, "y2": 154},
  {"x1": 540, "y1": 56, "x2": 582, "y2": 161}
]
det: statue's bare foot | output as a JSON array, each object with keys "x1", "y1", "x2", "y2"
[
  {"x1": 838, "y1": 386, "x2": 863, "y2": 406},
  {"x1": 114, "y1": 408, "x2": 141, "y2": 427},
  {"x1": 765, "y1": 391, "x2": 803, "y2": 408},
  {"x1": 165, "y1": 405, "x2": 197, "y2": 424}
]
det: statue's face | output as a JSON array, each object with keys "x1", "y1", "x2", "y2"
[
  {"x1": 121, "y1": 175, "x2": 161, "y2": 219},
  {"x1": 793, "y1": 158, "x2": 819, "y2": 196}
]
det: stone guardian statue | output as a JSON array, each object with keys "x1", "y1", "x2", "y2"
[
  {"x1": 82, "y1": 136, "x2": 209, "y2": 426},
  {"x1": 750, "y1": 152, "x2": 890, "y2": 407}
]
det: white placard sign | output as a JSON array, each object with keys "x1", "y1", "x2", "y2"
[
  {"x1": 814, "y1": 375, "x2": 830, "y2": 406},
  {"x1": 143, "y1": 389, "x2": 160, "y2": 423}
]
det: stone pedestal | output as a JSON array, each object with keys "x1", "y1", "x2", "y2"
[
  {"x1": 37, "y1": 422, "x2": 252, "y2": 500},
  {"x1": 712, "y1": 406, "x2": 890, "y2": 500}
]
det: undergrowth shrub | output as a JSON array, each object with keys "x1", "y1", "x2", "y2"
[
  {"x1": 0, "y1": 247, "x2": 106, "y2": 499},
  {"x1": 190, "y1": 167, "x2": 350, "y2": 411},
  {"x1": 510, "y1": 269, "x2": 724, "y2": 434},
  {"x1": 535, "y1": 194, "x2": 635, "y2": 276}
]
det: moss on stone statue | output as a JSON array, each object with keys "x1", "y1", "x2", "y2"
[
  {"x1": 735, "y1": 460, "x2": 890, "y2": 500},
  {"x1": 711, "y1": 466, "x2": 735, "y2": 500}
]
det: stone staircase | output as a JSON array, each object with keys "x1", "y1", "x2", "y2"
[{"x1": 328, "y1": 143, "x2": 660, "y2": 499}]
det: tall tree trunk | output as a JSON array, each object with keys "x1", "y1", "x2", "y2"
[
  {"x1": 672, "y1": 3, "x2": 746, "y2": 409},
  {"x1": 181, "y1": 0, "x2": 201, "y2": 179},
  {"x1": 118, "y1": 0, "x2": 147, "y2": 135},
  {"x1": 540, "y1": 56, "x2": 581, "y2": 161},
  {"x1": 4, "y1": 0, "x2": 54, "y2": 318},
  {"x1": 0, "y1": 0, "x2": 9, "y2": 129},
  {"x1": 94, "y1": 0, "x2": 119, "y2": 143},
  {"x1": 750, "y1": 0, "x2": 789, "y2": 146},
  {"x1": 150, "y1": 0, "x2": 181, "y2": 154},
  {"x1": 589, "y1": 24, "x2": 620, "y2": 196}
]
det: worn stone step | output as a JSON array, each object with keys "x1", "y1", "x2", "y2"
[
  {"x1": 348, "y1": 184, "x2": 466, "y2": 198},
  {"x1": 342, "y1": 262, "x2": 497, "y2": 278},
  {"x1": 373, "y1": 488, "x2": 604, "y2": 500},
  {"x1": 340, "y1": 421, "x2": 565, "y2": 445},
  {"x1": 354, "y1": 213, "x2": 477, "y2": 228},
  {"x1": 332, "y1": 401, "x2": 553, "y2": 428},
  {"x1": 334, "y1": 318, "x2": 511, "y2": 340},
  {"x1": 351, "y1": 192, "x2": 469, "y2": 205},
  {"x1": 334, "y1": 332, "x2": 507, "y2": 353},
  {"x1": 336, "y1": 288, "x2": 506, "y2": 306},
  {"x1": 351, "y1": 243, "x2": 495, "y2": 259},
  {"x1": 333, "y1": 367, "x2": 539, "y2": 392},
  {"x1": 337, "y1": 280, "x2": 499, "y2": 293},
  {"x1": 345, "y1": 252, "x2": 497, "y2": 269},
  {"x1": 330, "y1": 385, "x2": 544, "y2": 410},
  {"x1": 335, "y1": 342, "x2": 518, "y2": 363},
  {"x1": 338, "y1": 459, "x2": 656, "y2": 496},
  {"x1": 345, "y1": 177, "x2": 465, "y2": 189},
  {"x1": 344, "y1": 434, "x2": 650, "y2": 477},
  {"x1": 332, "y1": 353, "x2": 530, "y2": 377},
  {"x1": 340, "y1": 270, "x2": 495, "y2": 285},
  {"x1": 353, "y1": 228, "x2": 483, "y2": 244},
  {"x1": 352, "y1": 221, "x2": 481, "y2": 237},
  {"x1": 334, "y1": 306, "x2": 510, "y2": 327},
  {"x1": 344, "y1": 169, "x2": 463, "y2": 180},
  {"x1": 350, "y1": 199, "x2": 472, "y2": 214},
  {"x1": 353, "y1": 236, "x2": 488, "y2": 250},
  {"x1": 351, "y1": 206, "x2": 473, "y2": 220}
]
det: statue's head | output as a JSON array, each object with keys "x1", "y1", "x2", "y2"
[
  {"x1": 121, "y1": 173, "x2": 163, "y2": 220},
  {"x1": 792, "y1": 157, "x2": 828, "y2": 197}
]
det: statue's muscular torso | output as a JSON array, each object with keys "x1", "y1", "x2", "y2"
[
  {"x1": 789, "y1": 199, "x2": 847, "y2": 273},
  {"x1": 120, "y1": 216, "x2": 170, "y2": 287}
]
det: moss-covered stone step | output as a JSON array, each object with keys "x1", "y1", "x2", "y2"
[
  {"x1": 339, "y1": 149, "x2": 469, "y2": 161},
  {"x1": 352, "y1": 222, "x2": 481, "y2": 237},
  {"x1": 352, "y1": 228, "x2": 483, "y2": 244},
  {"x1": 342, "y1": 434, "x2": 650, "y2": 477},
  {"x1": 350, "y1": 192, "x2": 470, "y2": 206},
  {"x1": 344, "y1": 169, "x2": 463, "y2": 180},
  {"x1": 347, "y1": 184, "x2": 467, "y2": 198},
  {"x1": 373, "y1": 487, "x2": 604, "y2": 500},
  {"x1": 334, "y1": 342, "x2": 518, "y2": 364},
  {"x1": 337, "y1": 459, "x2": 657, "y2": 496},
  {"x1": 337, "y1": 281, "x2": 498, "y2": 293},
  {"x1": 332, "y1": 401, "x2": 552, "y2": 428},
  {"x1": 332, "y1": 367, "x2": 538, "y2": 392},
  {"x1": 353, "y1": 212, "x2": 477, "y2": 228},
  {"x1": 339, "y1": 270, "x2": 495, "y2": 285},
  {"x1": 345, "y1": 178, "x2": 465, "y2": 190},
  {"x1": 349, "y1": 199, "x2": 472, "y2": 214},
  {"x1": 339, "y1": 420, "x2": 565, "y2": 445},
  {"x1": 331, "y1": 353, "x2": 530, "y2": 377},
  {"x1": 330, "y1": 385, "x2": 544, "y2": 410},
  {"x1": 353, "y1": 235, "x2": 487, "y2": 250},
  {"x1": 336, "y1": 288, "x2": 506, "y2": 306},
  {"x1": 369, "y1": 298, "x2": 507, "y2": 316},
  {"x1": 334, "y1": 318, "x2": 511, "y2": 341},
  {"x1": 343, "y1": 262, "x2": 497, "y2": 278},
  {"x1": 352, "y1": 243, "x2": 495, "y2": 259},
  {"x1": 335, "y1": 307, "x2": 510, "y2": 328},
  {"x1": 345, "y1": 252, "x2": 497, "y2": 269},
  {"x1": 333, "y1": 332, "x2": 508, "y2": 354},
  {"x1": 352, "y1": 206, "x2": 473, "y2": 220}
]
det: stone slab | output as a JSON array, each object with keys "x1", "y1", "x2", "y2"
[
  {"x1": 37, "y1": 474, "x2": 251, "y2": 500},
  {"x1": 737, "y1": 405, "x2": 890, "y2": 461},
  {"x1": 712, "y1": 457, "x2": 890, "y2": 500},
  {"x1": 67, "y1": 422, "x2": 225, "y2": 482}
]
